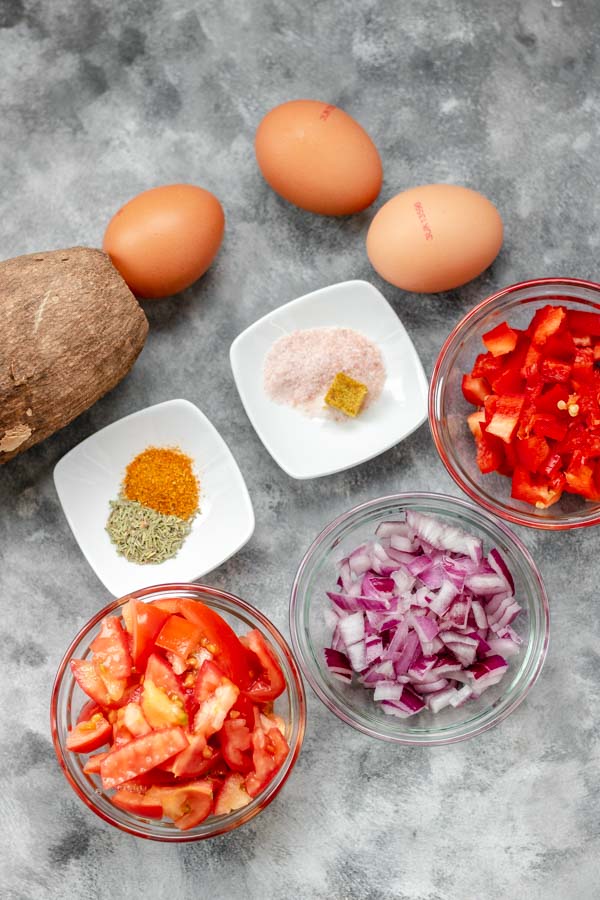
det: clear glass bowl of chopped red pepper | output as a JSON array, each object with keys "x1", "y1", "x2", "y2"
[
  {"x1": 290, "y1": 493, "x2": 549, "y2": 745},
  {"x1": 51, "y1": 583, "x2": 306, "y2": 842},
  {"x1": 430, "y1": 278, "x2": 600, "y2": 529}
]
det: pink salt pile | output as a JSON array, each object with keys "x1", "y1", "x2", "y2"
[{"x1": 263, "y1": 327, "x2": 386, "y2": 419}]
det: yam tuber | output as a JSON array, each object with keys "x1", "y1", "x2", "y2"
[{"x1": 0, "y1": 247, "x2": 148, "y2": 463}]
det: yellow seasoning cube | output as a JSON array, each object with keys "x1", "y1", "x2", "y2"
[{"x1": 324, "y1": 372, "x2": 368, "y2": 418}]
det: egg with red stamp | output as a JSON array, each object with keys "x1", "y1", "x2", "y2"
[
  {"x1": 366, "y1": 184, "x2": 503, "y2": 293},
  {"x1": 255, "y1": 99, "x2": 382, "y2": 216}
]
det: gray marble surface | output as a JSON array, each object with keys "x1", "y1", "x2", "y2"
[{"x1": 2, "y1": 1, "x2": 600, "y2": 897}]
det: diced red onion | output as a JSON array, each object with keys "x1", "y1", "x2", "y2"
[
  {"x1": 324, "y1": 648, "x2": 352, "y2": 683},
  {"x1": 375, "y1": 521, "x2": 410, "y2": 539},
  {"x1": 488, "y1": 548, "x2": 515, "y2": 592},
  {"x1": 486, "y1": 638, "x2": 520, "y2": 659},
  {"x1": 415, "y1": 677, "x2": 450, "y2": 694},
  {"x1": 471, "y1": 599, "x2": 488, "y2": 630},
  {"x1": 449, "y1": 684, "x2": 472, "y2": 707},
  {"x1": 338, "y1": 612, "x2": 364, "y2": 646},
  {"x1": 427, "y1": 687, "x2": 458, "y2": 713},
  {"x1": 373, "y1": 682, "x2": 404, "y2": 702},
  {"x1": 346, "y1": 641, "x2": 367, "y2": 673},
  {"x1": 390, "y1": 533, "x2": 417, "y2": 553},
  {"x1": 323, "y1": 511, "x2": 521, "y2": 718},
  {"x1": 465, "y1": 572, "x2": 506, "y2": 595}
]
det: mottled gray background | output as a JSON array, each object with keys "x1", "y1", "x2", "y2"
[{"x1": 1, "y1": 1, "x2": 600, "y2": 898}]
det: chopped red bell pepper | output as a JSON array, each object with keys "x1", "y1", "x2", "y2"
[
  {"x1": 463, "y1": 304, "x2": 600, "y2": 508},
  {"x1": 530, "y1": 414, "x2": 569, "y2": 441},
  {"x1": 476, "y1": 433, "x2": 504, "y2": 474},
  {"x1": 482, "y1": 321, "x2": 519, "y2": 357},
  {"x1": 515, "y1": 436, "x2": 550, "y2": 474},
  {"x1": 485, "y1": 394, "x2": 525, "y2": 443},
  {"x1": 510, "y1": 467, "x2": 563, "y2": 508},
  {"x1": 529, "y1": 305, "x2": 567, "y2": 345},
  {"x1": 461, "y1": 374, "x2": 491, "y2": 406},
  {"x1": 472, "y1": 353, "x2": 505, "y2": 383},
  {"x1": 564, "y1": 454, "x2": 600, "y2": 500},
  {"x1": 566, "y1": 309, "x2": 600, "y2": 337}
]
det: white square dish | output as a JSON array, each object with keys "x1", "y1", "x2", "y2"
[
  {"x1": 54, "y1": 399, "x2": 254, "y2": 596},
  {"x1": 230, "y1": 280, "x2": 428, "y2": 479}
]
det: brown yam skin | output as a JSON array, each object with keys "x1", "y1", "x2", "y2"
[{"x1": 0, "y1": 247, "x2": 148, "y2": 463}]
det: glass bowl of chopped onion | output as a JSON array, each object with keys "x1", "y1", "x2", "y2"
[
  {"x1": 51, "y1": 583, "x2": 306, "y2": 841},
  {"x1": 290, "y1": 493, "x2": 549, "y2": 745},
  {"x1": 430, "y1": 277, "x2": 600, "y2": 529}
]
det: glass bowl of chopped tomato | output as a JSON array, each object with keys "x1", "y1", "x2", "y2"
[
  {"x1": 290, "y1": 493, "x2": 549, "y2": 745},
  {"x1": 430, "y1": 277, "x2": 600, "y2": 529},
  {"x1": 51, "y1": 583, "x2": 306, "y2": 841}
]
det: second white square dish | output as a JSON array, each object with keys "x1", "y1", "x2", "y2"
[{"x1": 230, "y1": 280, "x2": 428, "y2": 479}]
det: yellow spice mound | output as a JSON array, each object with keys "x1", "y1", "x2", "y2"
[{"x1": 124, "y1": 446, "x2": 199, "y2": 520}]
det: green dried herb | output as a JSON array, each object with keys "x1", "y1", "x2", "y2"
[{"x1": 106, "y1": 497, "x2": 192, "y2": 564}]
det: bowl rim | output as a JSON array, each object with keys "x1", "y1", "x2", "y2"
[
  {"x1": 51, "y1": 582, "x2": 306, "y2": 842},
  {"x1": 429, "y1": 276, "x2": 600, "y2": 530},
  {"x1": 289, "y1": 491, "x2": 550, "y2": 746}
]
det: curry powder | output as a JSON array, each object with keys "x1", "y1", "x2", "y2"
[{"x1": 123, "y1": 446, "x2": 199, "y2": 520}]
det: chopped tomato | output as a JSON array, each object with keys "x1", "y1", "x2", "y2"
[
  {"x1": 76, "y1": 699, "x2": 102, "y2": 725},
  {"x1": 155, "y1": 615, "x2": 203, "y2": 662},
  {"x1": 124, "y1": 600, "x2": 169, "y2": 670},
  {"x1": 70, "y1": 659, "x2": 112, "y2": 708},
  {"x1": 245, "y1": 725, "x2": 290, "y2": 798},
  {"x1": 91, "y1": 616, "x2": 132, "y2": 680},
  {"x1": 220, "y1": 718, "x2": 253, "y2": 773},
  {"x1": 120, "y1": 702, "x2": 152, "y2": 737},
  {"x1": 214, "y1": 773, "x2": 251, "y2": 816},
  {"x1": 165, "y1": 650, "x2": 188, "y2": 676},
  {"x1": 111, "y1": 788, "x2": 163, "y2": 819},
  {"x1": 193, "y1": 661, "x2": 239, "y2": 738},
  {"x1": 168, "y1": 598, "x2": 256, "y2": 689},
  {"x1": 100, "y1": 727, "x2": 189, "y2": 789},
  {"x1": 482, "y1": 321, "x2": 519, "y2": 356},
  {"x1": 145, "y1": 654, "x2": 186, "y2": 703},
  {"x1": 83, "y1": 751, "x2": 109, "y2": 774},
  {"x1": 240, "y1": 630, "x2": 286, "y2": 702},
  {"x1": 162, "y1": 734, "x2": 222, "y2": 779},
  {"x1": 145, "y1": 781, "x2": 213, "y2": 831},
  {"x1": 113, "y1": 680, "x2": 143, "y2": 710},
  {"x1": 66, "y1": 713, "x2": 112, "y2": 753},
  {"x1": 67, "y1": 595, "x2": 291, "y2": 830},
  {"x1": 141, "y1": 678, "x2": 189, "y2": 729}
]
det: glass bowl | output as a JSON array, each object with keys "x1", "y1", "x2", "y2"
[
  {"x1": 290, "y1": 493, "x2": 549, "y2": 745},
  {"x1": 51, "y1": 583, "x2": 306, "y2": 842},
  {"x1": 430, "y1": 277, "x2": 600, "y2": 529}
]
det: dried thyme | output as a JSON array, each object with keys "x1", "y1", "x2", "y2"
[{"x1": 106, "y1": 497, "x2": 193, "y2": 564}]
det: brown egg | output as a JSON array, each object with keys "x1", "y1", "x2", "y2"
[
  {"x1": 366, "y1": 184, "x2": 503, "y2": 293},
  {"x1": 255, "y1": 100, "x2": 382, "y2": 216},
  {"x1": 103, "y1": 184, "x2": 225, "y2": 298}
]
